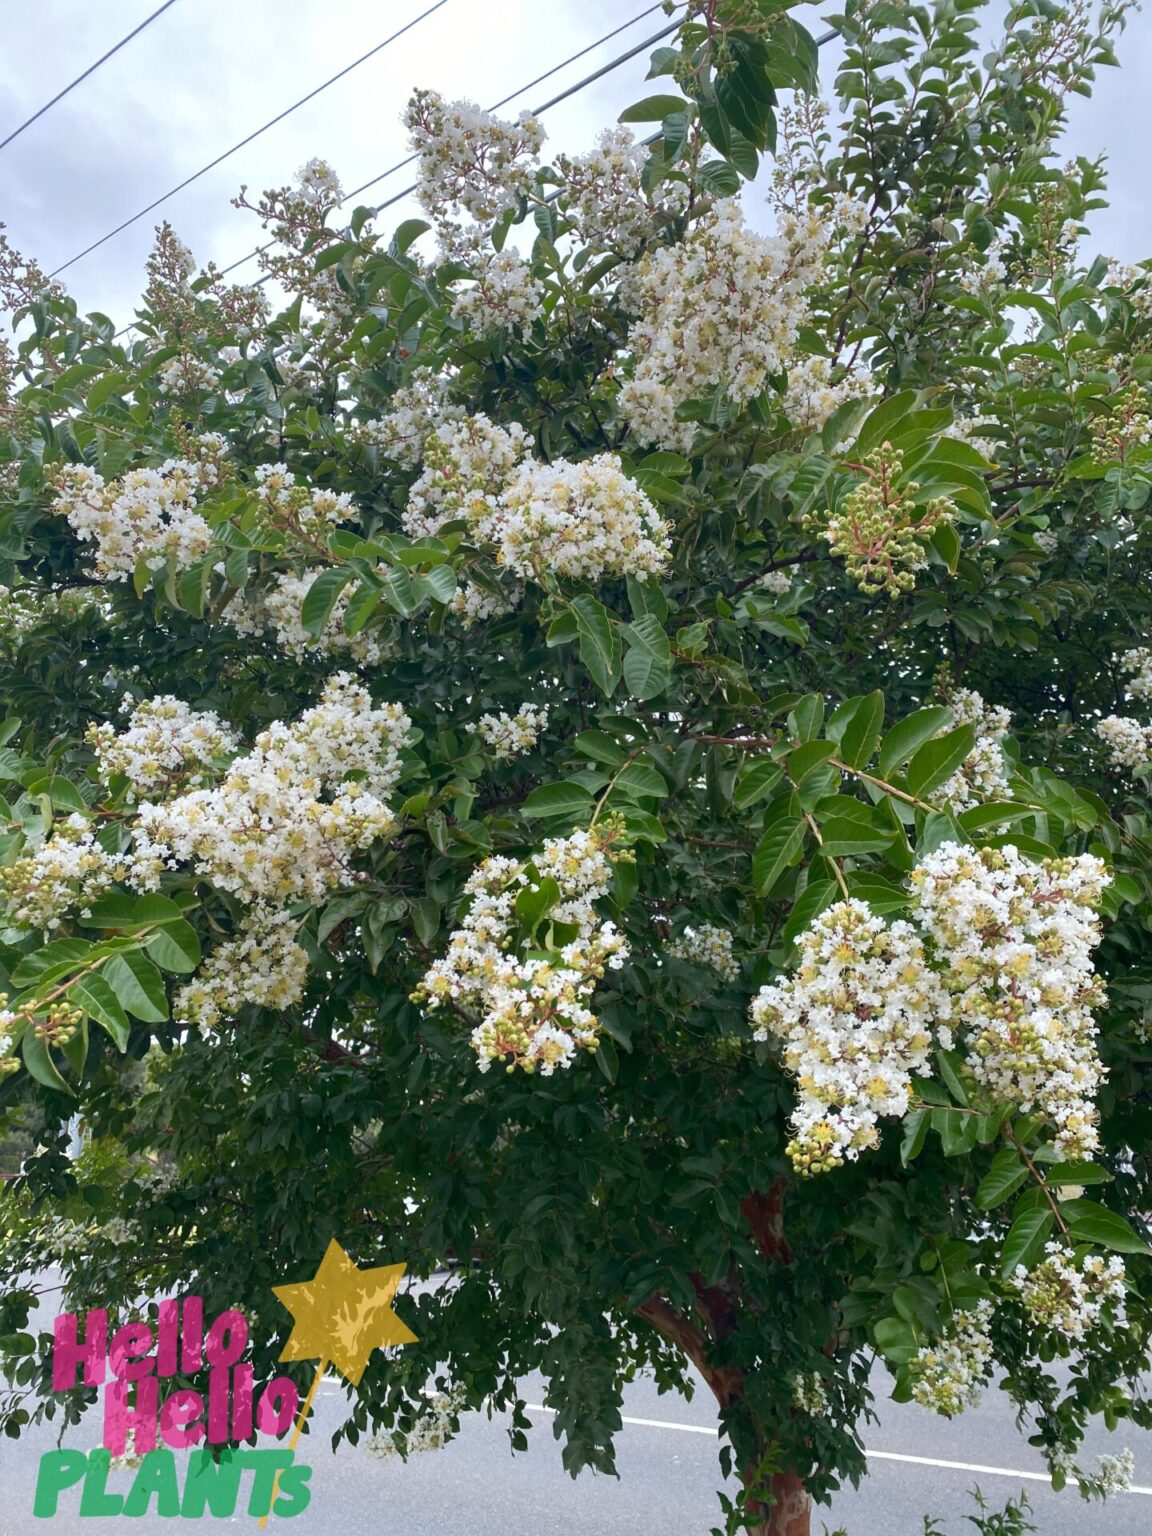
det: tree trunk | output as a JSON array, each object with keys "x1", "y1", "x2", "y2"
[{"x1": 746, "y1": 1470, "x2": 811, "y2": 1536}]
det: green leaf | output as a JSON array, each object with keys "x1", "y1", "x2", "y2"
[
  {"x1": 906, "y1": 724, "x2": 976, "y2": 797},
  {"x1": 787, "y1": 694, "x2": 824, "y2": 743},
  {"x1": 1043, "y1": 1161, "x2": 1113, "y2": 1186},
  {"x1": 146, "y1": 920, "x2": 202, "y2": 974},
  {"x1": 900, "y1": 1109, "x2": 930, "y2": 1166},
  {"x1": 734, "y1": 761, "x2": 784, "y2": 810},
  {"x1": 1000, "y1": 1208, "x2": 1055, "y2": 1276},
  {"x1": 976, "y1": 1148, "x2": 1029, "y2": 1209},
  {"x1": 613, "y1": 762, "x2": 669, "y2": 800},
  {"x1": 572, "y1": 595, "x2": 622, "y2": 698},
  {"x1": 68, "y1": 975, "x2": 130, "y2": 1050},
  {"x1": 836, "y1": 691, "x2": 885, "y2": 768},
  {"x1": 873, "y1": 1315, "x2": 920, "y2": 1364},
  {"x1": 856, "y1": 392, "x2": 918, "y2": 456},
  {"x1": 21, "y1": 1029, "x2": 73, "y2": 1095},
  {"x1": 83, "y1": 893, "x2": 184, "y2": 931},
  {"x1": 878, "y1": 707, "x2": 954, "y2": 777},
  {"x1": 11, "y1": 938, "x2": 93, "y2": 990},
  {"x1": 696, "y1": 160, "x2": 742, "y2": 198},
  {"x1": 753, "y1": 818, "x2": 805, "y2": 895},
  {"x1": 622, "y1": 615, "x2": 671, "y2": 700},
  {"x1": 103, "y1": 952, "x2": 169, "y2": 1022},
  {"x1": 618, "y1": 93, "x2": 688, "y2": 123},
  {"x1": 521, "y1": 781, "x2": 595, "y2": 820},
  {"x1": 573, "y1": 730, "x2": 627, "y2": 769},
  {"x1": 816, "y1": 817, "x2": 892, "y2": 857},
  {"x1": 1062, "y1": 1202, "x2": 1151, "y2": 1254},
  {"x1": 515, "y1": 876, "x2": 561, "y2": 932},
  {"x1": 300, "y1": 567, "x2": 352, "y2": 640}
]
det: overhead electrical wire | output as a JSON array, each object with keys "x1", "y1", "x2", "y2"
[
  {"x1": 48, "y1": 0, "x2": 452, "y2": 279},
  {"x1": 0, "y1": 0, "x2": 181, "y2": 154}
]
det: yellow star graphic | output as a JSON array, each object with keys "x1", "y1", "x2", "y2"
[{"x1": 272, "y1": 1237, "x2": 418, "y2": 1387}]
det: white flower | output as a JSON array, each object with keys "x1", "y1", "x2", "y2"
[
  {"x1": 0, "y1": 814, "x2": 128, "y2": 934},
  {"x1": 1120, "y1": 646, "x2": 1152, "y2": 702},
  {"x1": 295, "y1": 157, "x2": 343, "y2": 207},
  {"x1": 909, "y1": 1301, "x2": 994, "y2": 1416},
  {"x1": 556, "y1": 126, "x2": 688, "y2": 257},
  {"x1": 668, "y1": 924, "x2": 739, "y2": 981},
  {"x1": 1092, "y1": 1449, "x2": 1135, "y2": 1498},
  {"x1": 935, "y1": 689, "x2": 1012, "y2": 811},
  {"x1": 477, "y1": 703, "x2": 548, "y2": 760},
  {"x1": 781, "y1": 355, "x2": 873, "y2": 435},
  {"x1": 176, "y1": 909, "x2": 311, "y2": 1030},
  {"x1": 88, "y1": 695, "x2": 239, "y2": 798},
  {"x1": 129, "y1": 674, "x2": 410, "y2": 909},
  {"x1": 1097, "y1": 714, "x2": 1152, "y2": 771},
  {"x1": 415, "y1": 827, "x2": 628, "y2": 1075},
  {"x1": 452, "y1": 249, "x2": 544, "y2": 336},
  {"x1": 750, "y1": 899, "x2": 950, "y2": 1174},
  {"x1": 405, "y1": 417, "x2": 669, "y2": 584},
  {"x1": 790, "y1": 1371, "x2": 829, "y2": 1417},
  {"x1": 352, "y1": 369, "x2": 465, "y2": 469},
  {"x1": 53, "y1": 435, "x2": 228, "y2": 579},
  {"x1": 910, "y1": 843, "x2": 1109, "y2": 1160},
  {"x1": 404, "y1": 89, "x2": 544, "y2": 261},
  {"x1": 617, "y1": 200, "x2": 834, "y2": 451},
  {"x1": 365, "y1": 1387, "x2": 467, "y2": 1460},
  {"x1": 262, "y1": 569, "x2": 386, "y2": 666},
  {"x1": 1011, "y1": 1240, "x2": 1126, "y2": 1342}
]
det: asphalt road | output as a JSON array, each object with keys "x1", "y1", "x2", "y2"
[{"x1": 1, "y1": 1357, "x2": 1148, "y2": 1535}]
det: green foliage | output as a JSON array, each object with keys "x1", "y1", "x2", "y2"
[{"x1": 1, "y1": 3, "x2": 1151, "y2": 1533}]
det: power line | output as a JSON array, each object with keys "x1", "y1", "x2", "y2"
[
  {"x1": 48, "y1": 0, "x2": 452, "y2": 280},
  {"x1": 0, "y1": 0, "x2": 181, "y2": 153},
  {"x1": 211, "y1": 3, "x2": 669, "y2": 285}
]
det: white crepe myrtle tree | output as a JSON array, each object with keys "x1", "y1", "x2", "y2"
[{"x1": 1, "y1": 2, "x2": 1151, "y2": 1532}]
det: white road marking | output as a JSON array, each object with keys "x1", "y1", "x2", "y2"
[{"x1": 523, "y1": 1404, "x2": 1152, "y2": 1496}]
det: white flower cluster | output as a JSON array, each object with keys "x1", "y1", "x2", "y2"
[
  {"x1": 53, "y1": 437, "x2": 228, "y2": 580},
  {"x1": 176, "y1": 909, "x2": 310, "y2": 1031},
  {"x1": 365, "y1": 1387, "x2": 468, "y2": 1460},
  {"x1": 555, "y1": 127, "x2": 688, "y2": 257},
  {"x1": 617, "y1": 200, "x2": 832, "y2": 453},
  {"x1": 352, "y1": 369, "x2": 465, "y2": 469},
  {"x1": 476, "y1": 703, "x2": 549, "y2": 760},
  {"x1": 754, "y1": 843, "x2": 1109, "y2": 1174},
  {"x1": 757, "y1": 569, "x2": 793, "y2": 597},
  {"x1": 415, "y1": 827, "x2": 629, "y2": 1075},
  {"x1": 1106, "y1": 258, "x2": 1152, "y2": 316},
  {"x1": 1010, "y1": 1241, "x2": 1126, "y2": 1342},
  {"x1": 405, "y1": 416, "x2": 670, "y2": 584},
  {"x1": 789, "y1": 1371, "x2": 829, "y2": 1418},
  {"x1": 87, "y1": 695, "x2": 239, "y2": 798},
  {"x1": 155, "y1": 356, "x2": 222, "y2": 396},
  {"x1": 1097, "y1": 714, "x2": 1152, "y2": 771},
  {"x1": 750, "y1": 899, "x2": 949, "y2": 1174},
  {"x1": 1120, "y1": 646, "x2": 1152, "y2": 701},
  {"x1": 911, "y1": 843, "x2": 1109, "y2": 1160},
  {"x1": 295, "y1": 157, "x2": 343, "y2": 207},
  {"x1": 101, "y1": 1217, "x2": 139, "y2": 1246},
  {"x1": 958, "y1": 240, "x2": 1007, "y2": 294},
  {"x1": 403, "y1": 89, "x2": 544, "y2": 260},
  {"x1": 909, "y1": 1301, "x2": 994, "y2": 1417},
  {"x1": 1092, "y1": 1449, "x2": 1136, "y2": 1498},
  {"x1": 780, "y1": 355, "x2": 873, "y2": 436},
  {"x1": 252, "y1": 462, "x2": 355, "y2": 544},
  {"x1": 132, "y1": 674, "x2": 409, "y2": 906},
  {"x1": 126, "y1": 676, "x2": 409, "y2": 1027},
  {"x1": 452, "y1": 248, "x2": 544, "y2": 336},
  {"x1": 935, "y1": 689, "x2": 1012, "y2": 811},
  {"x1": 667, "y1": 923, "x2": 740, "y2": 981},
  {"x1": 261, "y1": 570, "x2": 385, "y2": 666},
  {"x1": 0, "y1": 813, "x2": 127, "y2": 934}
]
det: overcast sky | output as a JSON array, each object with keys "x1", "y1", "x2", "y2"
[{"x1": 2, "y1": 0, "x2": 1150, "y2": 327}]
